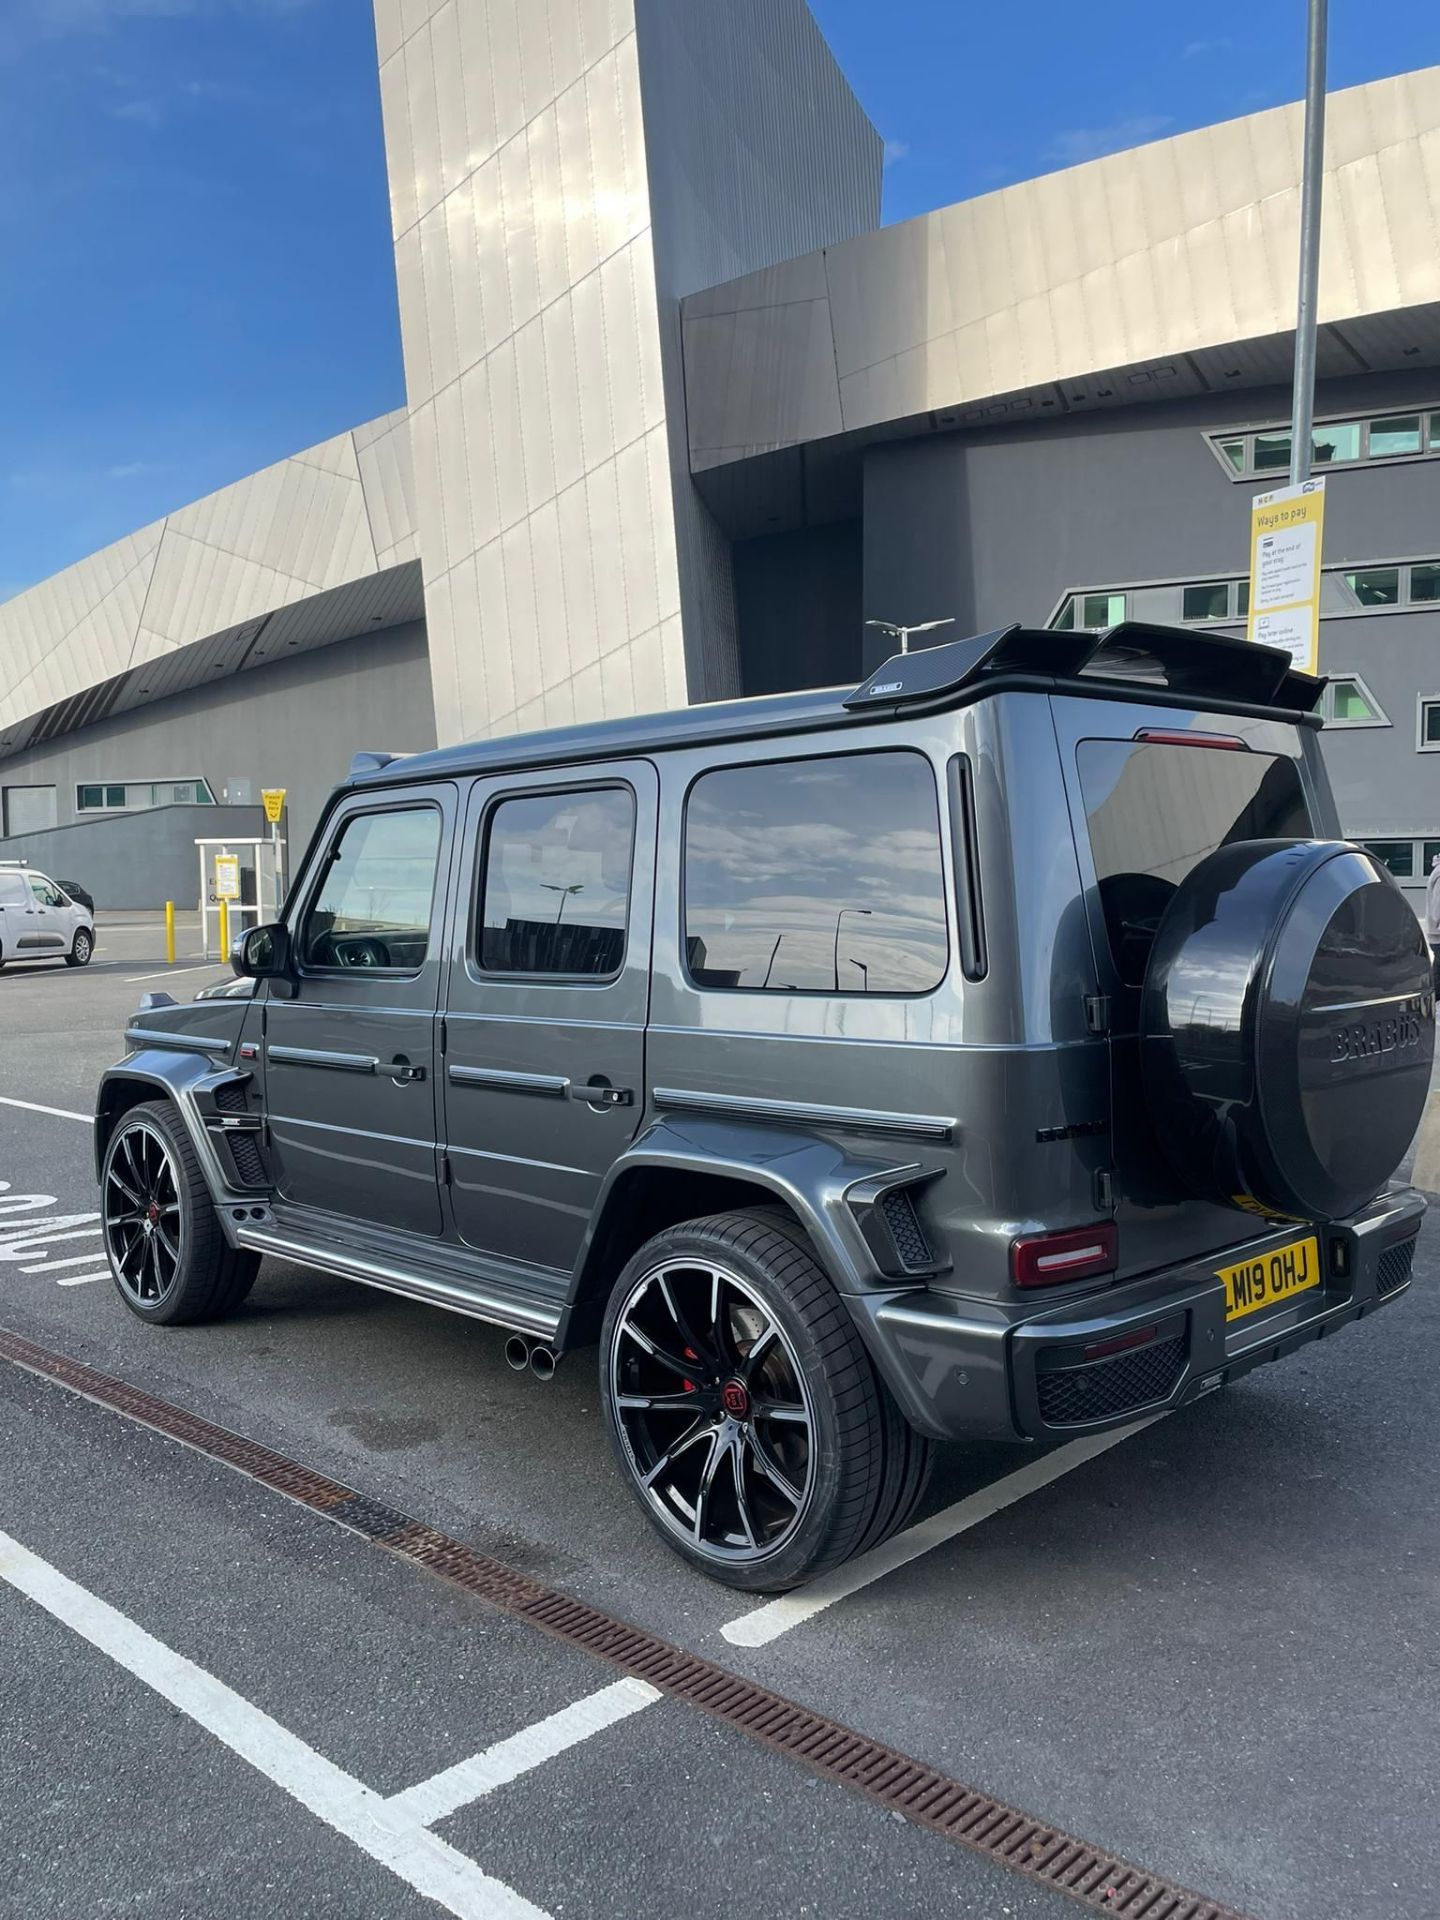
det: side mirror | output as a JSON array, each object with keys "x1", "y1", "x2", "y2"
[{"x1": 234, "y1": 921, "x2": 291, "y2": 980}]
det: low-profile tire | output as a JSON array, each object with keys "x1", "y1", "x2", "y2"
[
  {"x1": 64, "y1": 928, "x2": 94, "y2": 968},
  {"x1": 101, "y1": 1100, "x2": 259, "y2": 1325},
  {"x1": 601, "y1": 1210, "x2": 932, "y2": 1592}
]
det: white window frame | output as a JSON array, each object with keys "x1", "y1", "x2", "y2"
[
  {"x1": 1417, "y1": 694, "x2": 1440, "y2": 753},
  {"x1": 1321, "y1": 672, "x2": 1390, "y2": 730},
  {"x1": 1205, "y1": 405, "x2": 1440, "y2": 482},
  {"x1": 75, "y1": 776, "x2": 217, "y2": 813}
]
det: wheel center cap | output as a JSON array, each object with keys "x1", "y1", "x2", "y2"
[
  {"x1": 721, "y1": 1378, "x2": 750, "y2": 1419},
  {"x1": 146, "y1": 1201, "x2": 160, "y2": 1230}
]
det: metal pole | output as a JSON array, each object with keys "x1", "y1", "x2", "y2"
[
  {"x1": 164, "y1": 901, "x2": 175, "y2": 966},
  {"x1": 1289, "y1": 0, "x2": 1328, "y2": 487}
]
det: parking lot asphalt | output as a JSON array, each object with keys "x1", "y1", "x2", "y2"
[{"x1": 2, "y1": 937, "x2": 1438, "y2": 1920}]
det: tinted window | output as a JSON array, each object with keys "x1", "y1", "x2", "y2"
[
  {"x1": 479, "y1": 788, "x2": 634, "y2": 977},
  {"x1": 684, "y1": 752, "x2": 948, "y2": 994},
  {"x1": 301, "y1": 807, "x2": 441, "y2": 971},
  {"x1": 1078, "y1": 739, "x2": 1311, "y2": 986}
]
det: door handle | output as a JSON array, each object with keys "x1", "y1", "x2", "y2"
[
  {"x1": 569, "y1": 1081, "x2": 633, "y2": 1109},
  {"x1": 387, "y1": 1059, "x2": 427, "y2": 1085}
]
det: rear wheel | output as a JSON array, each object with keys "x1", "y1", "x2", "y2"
[
  {"x1": 102, "y1": 1101, "x2": 258, "y2": 1324},
  {"x1": 601, "y1": 1210, "x2": 931, "y2": 1591},
  {"x1": 65, "y1": 928, "x2": 93, "y2": 968}
]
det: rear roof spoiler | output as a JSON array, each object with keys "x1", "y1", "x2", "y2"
[{"x1": 844, "y1": 621, "x2": 1325, "y2": 717}]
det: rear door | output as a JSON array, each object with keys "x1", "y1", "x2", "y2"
[
  {"x1": 1052, "y1": 696, "x2": 1320, "y2": 1276},
  {"x1": 263, "y1": 785, "x2": 456, "y2": 1236},
  {"x1": 0, "y1": 871, "x2": 30, "y2": 950},
  {"x1": 440, "y1": 761, "x2": 656, "y2": 1280}
]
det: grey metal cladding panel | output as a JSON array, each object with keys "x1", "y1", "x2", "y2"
[{"x1": 684, "y1": 299, "x2": 844, "y2": 465}]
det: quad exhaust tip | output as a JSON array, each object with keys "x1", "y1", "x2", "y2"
[{"x1": 504, "y1": 1335, "x2": 557, "y2": 1380}]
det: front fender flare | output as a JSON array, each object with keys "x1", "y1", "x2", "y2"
[{"x1": 96, "y1": 1049, "x2": 257, "y2": 1239}]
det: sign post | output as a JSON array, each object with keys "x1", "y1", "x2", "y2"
[
  {"x1": 261, "y1": 789, "x2": 287, "y2": 911},
  {"x1": 1246, "y1": 478, "x2": 1326, "y2": 674}
]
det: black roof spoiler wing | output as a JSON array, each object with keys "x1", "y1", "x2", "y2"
[{"x1": 844, "y1": 621, "x2": 1325, "y2": 717}]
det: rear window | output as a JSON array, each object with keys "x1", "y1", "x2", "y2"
[
  {"x1": 1077, "y1": 739, "x2": 1312, "y2": 985},
  {"x1": 683, "y1": 750, "x2": 948, "y2": 994}
]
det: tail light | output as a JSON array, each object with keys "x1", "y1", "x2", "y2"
[
  {"x1": 1134, "y1": 728, "x2": 1247, "y2": 750},
  {"x1": 1011, "y1": 1223, "x2": 1118, "y2": 1288}
]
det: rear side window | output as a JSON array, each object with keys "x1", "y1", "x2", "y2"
[
  {"x1": 479, "y1": 787, "x2": 634, "y2": 978},
  {"x1": 0, "y1": 874, "x2": 27, "y2": 905},
  {"x1": 301, "y1": 806, "x2": 441, "y2": 971},
  {"x1": 683, "y1": 751, "x2": 948, "y2": 994},
  {"x1": 1078, "y1": 739, "x2": 1312, "y2": 985}
]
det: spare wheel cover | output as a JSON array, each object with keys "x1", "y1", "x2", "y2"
[{"x1": 1141, "y1": 839, "x2": 1434, "y2": 1221}]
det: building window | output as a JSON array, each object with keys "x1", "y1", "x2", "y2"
[
  {"x1": 683, "y1": 751, "x2": 948, "y2": 994},
  {"x1": 1181, "y1": 582, "x2": 1231, "y2": 622},
  {"x1": 1412, "y1": 563, "x2": 1440, "y2": 604},
  {"x1": 1205, "y1": 405, "x2": 1440, "y2": 480},
  {"x1": 1368, "y1": 415, "x2": 1423, "y2": 458},
  {"x1": 1363, "y1": 840, "x2": 1416, "y2": 879},
  {"x1": 75, "y1": 778, "x2": 215, "y2": 812},
  {"x1": 1418, "y1": 698, "x2": 1440, "y2": 752},
  {"x1": 1342, "y1": 568, "x2": 1401, "y2": 608},
  {"x1": 1323, "y1": 676, "x2": 1389, "y2": 727},
  {"x1": 478, "y1": 787, "x2": 634, "y2": 978}
]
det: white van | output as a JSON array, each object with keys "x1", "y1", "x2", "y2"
[{"x1": 0, "y1": 862, "x2": 95, "y2": 969}]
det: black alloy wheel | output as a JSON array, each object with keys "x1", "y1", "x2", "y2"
[
  {"x1": 104, "y1": 1118, "x2": 182, "y2": 1308},
  {"x1": 610, "y1": 1256, "x2": 816, "y2": 1565}
]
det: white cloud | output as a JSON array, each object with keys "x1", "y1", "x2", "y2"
[
  {"x1": 1044, "y1": 113, "x2": 1173, "y2": 167},
  {"x1": 1183, "y1": 37, "x2": 1233, "y2": 58},
  {"x1": 106, "y1": 461, "x2": 156, "y2": 479},
  {"x1": 883, "y1": 138, "x2": 910, "y2": 167}
]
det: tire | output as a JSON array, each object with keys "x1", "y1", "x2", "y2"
[
  {"x1": 601, "y1": 1210, "x2": 932, "y2": 1592},
  {"x1": 65, "y1": 928, "x2": 94, "y2": 968},
  {"x1": 101, "y1": 1100, "x2": 259, "y2": 1325}
]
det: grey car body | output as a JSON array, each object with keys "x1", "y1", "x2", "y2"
[{"x1": 95, "y1": 622, "x2": 1431, "y2": 1586}]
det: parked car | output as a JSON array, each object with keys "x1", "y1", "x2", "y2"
[
  {"x1": 94, "y1": 623, "x2": 1433, "y2": 1589},
  {"x1": 57, "y1": 878, "x2": 95, "y2": 915},
  {"x1": 0, "y1": 862, "x2": 95, "y2": 969}
]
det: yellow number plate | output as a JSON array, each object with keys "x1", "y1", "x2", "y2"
[{"x1": 1218, "y1": 1236, "x2": 1321, "y2": 1323}]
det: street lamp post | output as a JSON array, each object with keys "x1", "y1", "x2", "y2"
[
  {"x1": 864, "y1": 617, "x2": 956, "y2": 657},
  {"x1": 1289, "y1": 0, "x2": 1328, "y2": 488}
]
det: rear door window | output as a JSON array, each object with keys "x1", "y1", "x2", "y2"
[
  {"x1": 1077, "y1": 739, "x2": 1312, "y2": 985},
  {"x1": 683, "y1": 750, "x2": 948, "y2": 994}
]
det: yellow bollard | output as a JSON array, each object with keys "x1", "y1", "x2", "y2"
[
  {"x1": 218, "y1": 897, "x2": 229, "y2": 961},
  {"x1": 165, "y1": 900, "x2": 176, "y2": 966}
]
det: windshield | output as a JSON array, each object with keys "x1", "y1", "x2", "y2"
[{"x1": 1077, "y1": 738, "x2": 1312, "y2": 986}]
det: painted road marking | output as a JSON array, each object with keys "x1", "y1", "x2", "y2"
[
  {"x1": 0, "y1": 1179, "x2": 105, "y2": 1292},
  {"x1": 56, "y1": 1273, "x2": 105, "y2": 1287},
  {"x1": 124, "y1": 963, "x2": 224, "y2": 982},
  {"x1": 20, "y1": 1252, "x2": 106, "y2": 1273},
  {"x1": 0, "y1": 1528, "x2": 552, "y2": 1920},
  {"x1": 387, "y1": 1677, "x2": 661, "y2": 1828},
  {"x1": 0, "y1": 1096, "x2": 92, "y2": 1124},
  {"x1": 721, "y1": 1417, "x2": 1167, "y2": 1649}
]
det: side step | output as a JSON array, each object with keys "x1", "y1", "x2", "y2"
[{"x1": 233, "y1": 1223, "x2": 562, "y2": 1341}]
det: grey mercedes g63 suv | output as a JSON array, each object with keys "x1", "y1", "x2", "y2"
[{"x1": 96, "y1": 623, "x2": 1433, "y2": 1590}]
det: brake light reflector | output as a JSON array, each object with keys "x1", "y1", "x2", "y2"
[
  {"x1": 1011, "y1": 1223, "x2": 1118, "y2": 1288},
  {"x1": 1134, "y1": 728, "x2": 1247, "y2": 750}
]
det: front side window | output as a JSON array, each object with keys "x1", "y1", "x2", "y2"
[
  {"x1": 684, "y1": 752, "x2": 948, "y2": 995},
  {"x1": 479, "y1": 788, "x2": 635, "y2": 977},
  {"x1": 1078, "y1": 739, "x2": 1311, "y2": 986},
  {"x1": 28, "y1": 875, "x2": 63, "y2": 907},
  {"x1": 300, "y1": 806, "x2": 441, "y2": 971}
]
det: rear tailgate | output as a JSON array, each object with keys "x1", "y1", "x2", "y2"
[{"x1": 1049, "y1": 692, "x2": 1327, "y2": 1281}]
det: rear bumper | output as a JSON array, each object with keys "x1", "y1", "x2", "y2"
[{"x1": 848, "y1": 1188, "x2": 1426, "y2": 1443}]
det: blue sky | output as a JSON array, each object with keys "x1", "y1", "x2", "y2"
[{"x1": 1, "y1": 0, "x2": 1435, "y2": 597}]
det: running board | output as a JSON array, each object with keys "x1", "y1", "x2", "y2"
[{"x1": 233, "y1": 1224, "x2": 562, "y2": 1341}]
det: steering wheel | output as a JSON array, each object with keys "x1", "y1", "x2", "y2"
[{"x1": 335, "y1": 935, "x2": 391, "y2": 969}]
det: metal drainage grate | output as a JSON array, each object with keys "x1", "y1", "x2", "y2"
[
  {"x1": 1037, "y1": 1334, "x2": 1186, "y2": 1428},
  {"x1": 1375, "y1": 1236, "x2": 1417, "y2": 1299},
  {"x1": 0, "y1": 1324, "x2": 1249, "y2": 1920}
]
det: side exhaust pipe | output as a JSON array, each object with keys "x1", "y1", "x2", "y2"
[
  {"x1": 504, "y1": 1334, "x2": 559, "y2": 1380},
  {"x1": 504, "y1": 1335, "x2": 531, "y2": 1373},
  {"x1": 529, "y1": 1343, "x2": 557, "y2": 1382}
]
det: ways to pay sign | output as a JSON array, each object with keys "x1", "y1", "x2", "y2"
[
  {"x1": 1246, "y1": 477, "x2": 1326, "y2": 673},
  {"x1": 213, "y1": 853, "x2": 241, "y2": 901}
]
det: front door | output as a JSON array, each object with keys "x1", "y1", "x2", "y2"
[
  {"x1": 25, "y1": 873, "x2": 68, "y2": 950},
  {"x1": 263, "y1": 786, "x2": 456, "y2": 1237},
  {"x1": 441, "y1": 761, "x2": 657, "y2": 1279}
]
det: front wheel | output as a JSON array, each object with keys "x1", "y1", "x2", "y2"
[
  {"x1": 601, "y1": 1211, "x2": 931, "y2": 1592},
  {"x1": 65, "y1": 928, "x2": 93, "y2": 967},
  {"x1": 101, "y1": 1101, "x2": 258, "y2": 1324}
]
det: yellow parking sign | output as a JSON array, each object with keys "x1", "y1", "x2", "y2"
[
  {"x1": 213, "y1": 853, "x2": 241, "y2": 901},
  {"x1": 1246, "y1": 478, "x2": 1326, "y2": 673},
  {"x1": 262, "y1": 788, "x2": 286, "y2": 825}
]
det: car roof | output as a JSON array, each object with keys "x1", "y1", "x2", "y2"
[{"x1": 346, "y1": 622, "x2": 1323, "y2": 793}]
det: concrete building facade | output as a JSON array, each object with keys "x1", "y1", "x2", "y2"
[{"x1": 1, "y1": 5, "x2": 1437, "y2": 906}]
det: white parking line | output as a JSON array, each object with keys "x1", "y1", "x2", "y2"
[
  {"x1": 124, "y1": 963, "x2": 224, "y2": 983},
  {"x1": 721, "y1": 1416, "x2": 1167, "y2": 1649},
  {"x1": 0, "y1": 1528, "x2": 551, "y2": 1920},
  {"x1": 0, "y1": 1096, "x2": 92, "y2": 1124},
  {"x1": 386, "y1": 1677, "x2": 661, "y2": 1828},
  {"x1": 20, "y1": 1252, "x2": 106, "y2": 1273}
]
